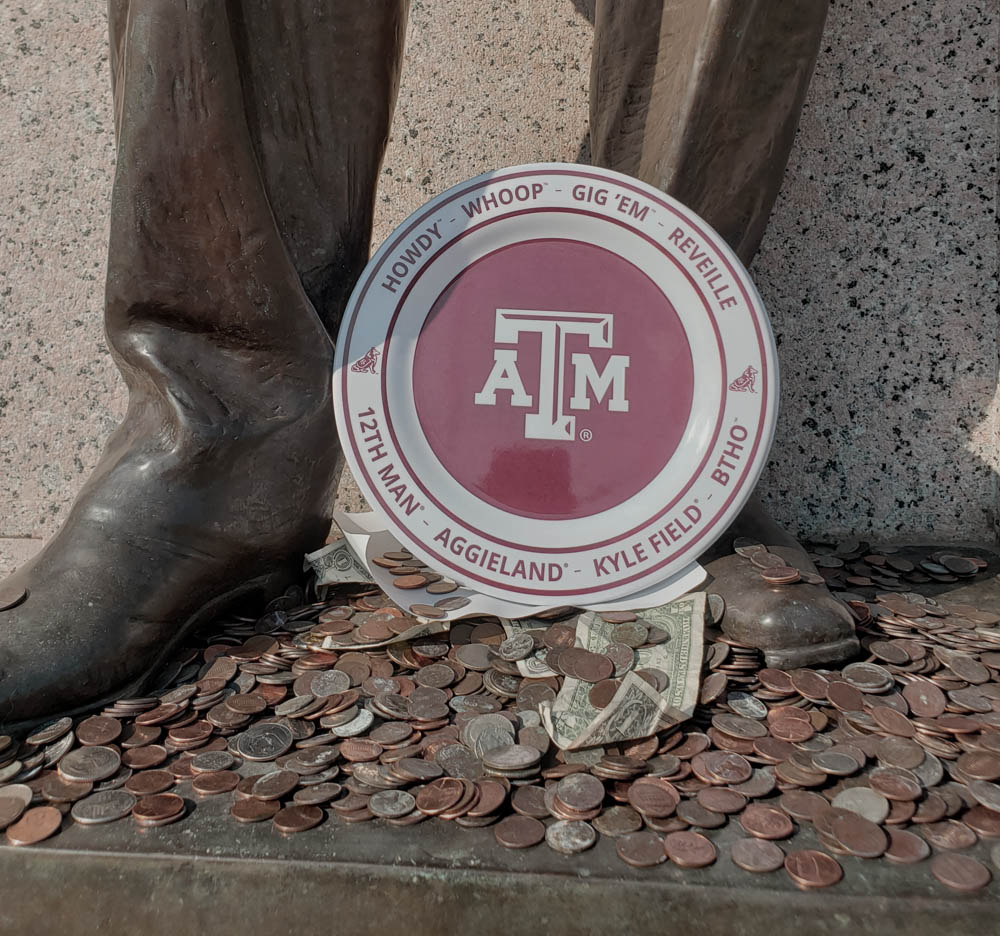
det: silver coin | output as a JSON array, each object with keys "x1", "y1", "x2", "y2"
[
  {"x1": 912, "y1": 751, "x2": 944, "y2": 788},
  {"x1": 190, "y1": 751, "x2": 235, "y2": 773},
  {"x1": 497, "y1": 633, "x2": 535, "y2": 662},
  {"x1": 42, "y1": 730, "x2": 78, "y2": 767},
  {"x1": 58, "y1": 746, "x2": 122, "y2": 783},
  {"x1": 831, "y1": 787, "x2": 890, "y2": 824},
  {"x1": 967, "y1": 779, "x2": 1000, "y2": 813},
  {"x1": 726, "y1": 692, "x2": 768, "y2": 720},
  {"x1": 545, "y1": 819, "x2": 597, "y2": 854},
  {"x1": 461, "y1": 714, "x2": 515, "y2": 758},
  {"x1": 331, "y1": 709, "x2": 374, "y2": 738},
  {"x1": 517, "y1": 710, "x2": 542, "y2": 729},
  {"x1": 992, "y1": 842, "x2": 1000, "y2": 872},
  {"x1": 71, "y1": 790, "x2": 137, "y2": 825},
  {"x1": 436, "y1": 744, "x2": 485, "y2": 780},
  {"x1": 26, "y1": 716, "x2": 73, "y2": 747},
  {"x1": 93, "y1": 768, "x2": 133, "y2": 792},
  {"x1": 707, "y1": 593, "x2": 726, "y2": 625},
  {"x1": 236, "y1": 722, "x2": 294, "y2": 762},
  {"x1": 369, "y1": 789, "x2": 416, "y2": 819},
  {"x1": 275, "y1": 694, "x2": 316, "y2": 716},
  {"x1": 0, "y1": 761, "x2": 23, "y2": 784},
  {"x1": 310, "y1": 669, "x2": 351, "y2": 698},
  {"x1": 0, "y1": 784, "x2": 34, "y2": 807}
]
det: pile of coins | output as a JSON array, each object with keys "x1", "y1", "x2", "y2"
[{"x1": 1, "y1": 544, "x2": 998, "y2": 895}]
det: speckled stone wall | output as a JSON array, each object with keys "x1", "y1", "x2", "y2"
[{"x1": 0, "y1": 0, "x2": 996, "y2": 575}]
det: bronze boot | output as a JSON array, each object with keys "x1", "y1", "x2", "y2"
[
  {"x1": 590, "y1": 0, "x2": 859, "y2": 664},
  {"x1": 0, "y1": 0, "x2": 408, "y2": 730}
]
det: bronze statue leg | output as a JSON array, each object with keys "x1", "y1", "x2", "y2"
[
  {"x1": 0, "y1": 0, "x2": 407, "y2": 729},
  {"x1": 590, "y1": 0, "x2": 858, "y2": 666}
]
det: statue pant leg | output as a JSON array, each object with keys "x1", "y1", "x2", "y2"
[
  {"x1": 0, "y1": 0, "x2": 407, "y2": 728},
  {"x1": 590, "y1": 0, "x2": 858, "y2": 665}
]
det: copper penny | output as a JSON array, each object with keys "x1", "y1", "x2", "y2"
[
  {"x1": 930, "y1": 852, "x2": 992, "y2": 892},
  {"x1": 5, "y1": 806, "x2": 62, "y2": 846},
  {"x1": 884, "y1": 828, "x2": 931, "y2": 864},
  {"x1": 230, "y1": 799, "x2": 280, "y2": 823},
  {"x1": 783, "y1": 849, "x2": 843, "y2": 889},
  {"x1": 626, "y1": 777, "x2": 679, "y2": 818},
  {"x1": 415, "y1": 777, "x2": 464, "y2": 815},
  {"x1": 192, "y1": 770, "x2": 240, "y2": 796},
  {"x1": 664, "y1": 830, "x2": 717, "y2": 868},
  {"x1": 251, "y1": 770, "x2": 300, "y2": 801},
  {"x1": 132, "y1": 793, "x2": 184, "y2": 822},
  {"x1": 75, "y1": 715, "x2": 123, "y2": 747},
  {"x1": 616, "y1": 831, "x2": 666, "y2": 867},
  {"x1": 730, "y1": 838, "x2": 785, "y2": 873},
  {"x1": 273, "y1": 804, "x2": 323, "y2": 834},
  {"x1": 830, "y1": 812, "x2": 888, "y2": 858},
  {"x1": 124, "y1": 770, "x2": 175, "y2": 796},
  {"x1": 740, "y1": 803, "x2": 794, "y2": 840},
  {"x1": 494, "y1": 814, "x2": 545, "y2": 848}
]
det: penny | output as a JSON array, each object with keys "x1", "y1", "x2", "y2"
[
  {"x1": 593, "y1": 805, "x2": 644, "y2": 837},
  {"x1": 409, "y1": 604, "x2": 446, "y2": 619},
  {"x1": 740, "y1": 803, "x2": 794, "y2": 840},
  {"x1": 664, "y1": 830, "x2": 717, "y2": 868},
  {"x1": 415, "y1": 777, "x2": 465, "y2": 815},
  {"x1": 730, "y1": 838, "x2": 785, "y2": 873},
  {"x1": 920, "y1": 819, "x2": 978, "y2": 851},
  {"x1": 124, "y1": 770, "x2": 175, "y2": 796},
  {"x1": 616, "y1": 831, "x2": 666, "y2": 867},
  {"x1": 192, "y1": 771, "x2": 240, "y2": 796},
  {"x1": 251, "y1": 770, "x2": 300, "y2": 801},
  {"x1": 5, "y1": 806, "x2": 62, "y2": 845},
  {"x1": 930, "y1": 852, "x2": 992, "y2": 892},
  {"x1": 555, "y1": 773, "x2": 605, "y2": 812},
  {"x1": 627, "y1": 777, "x2": 679, "y2": 818},
  {"x1": 132, "y1": 793, "x2": 184, "y2": 823},
  {"x1": 122, "y1": 745, "x2": 167, "y2": 770},
  {"x1": 545, "y1": 820, "x2": 597, "y2": 855},
  {"x1": 588, "y1": 679, "x2": 622, "y2": 709},
  {"x1": 696, "y1": 788, "x2": 747, "y2": 815},
  {"x1": 230, "y1": 799, "x2": 280, "y2": 824},
  {"x1": 884, "y1": 828, "x2": 931, "y2": 864},
  {"x1": 784, "y1": 850, "x2": 843, "y2": 889},
  {"x1": 676, "y1": 801, "x2": 725, "y2": 829},
  {"x1": 494, "y1": 814, "x2": 546, "y2": 849},
  {"x1": 273, "y1": 804, "x2": 323, "y2": 834},
  {"x1": 71, "y1": 790, "x2": 137, "y2": 825},
  {"x1": 75, "y1": 716, "x2": 122, "y2": 747},
  {"x1": 830, "y1": 812, "x2": 888, "y2": 858}
]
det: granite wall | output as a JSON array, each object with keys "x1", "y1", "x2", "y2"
[{"x1": 0, "y1": 0, "x2": 996, "y2": 575}]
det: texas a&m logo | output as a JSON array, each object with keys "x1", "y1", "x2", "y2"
[{"x1": 473, "y1": 309, "x2": 630, "y2": 441}]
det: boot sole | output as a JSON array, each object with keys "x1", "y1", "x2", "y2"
[{"x1": 1, "y1": 568, "x2": 293, "y2": 737}]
